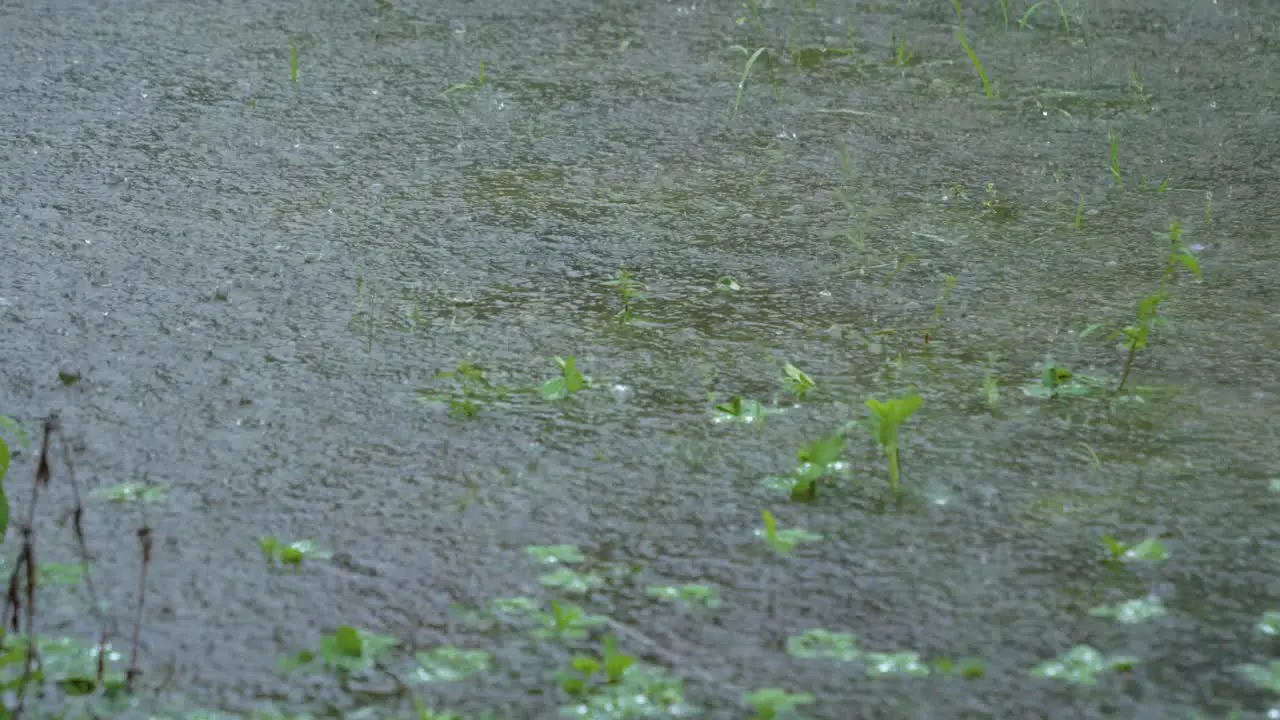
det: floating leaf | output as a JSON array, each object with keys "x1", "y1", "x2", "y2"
[{"x1": 786, "y1": 629, "x2": 860, "y2": 662}]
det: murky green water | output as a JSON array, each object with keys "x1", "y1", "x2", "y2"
[{"x1": 3, "y1": 0, "x2": 1280, "y2": 717}]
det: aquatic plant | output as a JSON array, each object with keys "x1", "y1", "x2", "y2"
[
  {"x1": 729, "y1": 45, "x2": 770, "y2": 119},
  {"x1": 444, "y1": 61, "x2": 486, "y2": 95},
  {"x1": 890, "y1": 31, "x2": 912, "y2": 66},
  {"x1": 601, "y1": 270, "x2": 646, "y2": 322},
  {"x1": 0, "y1": 415, "x2": 27, "y2": 540},
  {"x1": 1108, "y1": 127, "x2": 1122, "y2": 188},
  {"x1": 780, "y1": 362, "x2": 816, "y2": 400},
  {"x1": 763, "y1": 432, "x2": 848, "y2": 501},
  {"x1": 743, "y1": 688, "x2": 815, "y2": 719},
  {"x1": 259, "y1": 537, "x2": 331, "y2": 567},
  {"x1": 1100, "y1": 535, "x2": 1168, "y2": 564},
  {"x1": 289, "y1": 36, "x2": 298, "y2": 82},
  {"x1": 540, "y1": 356, "x2": 591, "y2": 400},
  {"x1": 981, "y1": 352, "x2": 1000, "y2": 413},
  {"x1": 862, "y1": 392, "x2": 922, "y2": 495},
  {"x1": 1031, "y1": 645, "x2": 1137, "y2": 685},
  {"x1": 646, "y1": 584, "x2": 722, "y2": 610},
  {"x1": 758, "y1": 510, "x2": 823, "y2": 554},
  {"x1": 951, "y1": 1, "x2": 993, "y2": 98},
  {"x1": 411, "y1": 646, "x2": 492, "y2": 683},
  {"x1": 1089, "y1": 596, "x2": 1167, "y2": 624},
  {"x1": 280, "y1": 625, "x2": 398, "y2": 675}
]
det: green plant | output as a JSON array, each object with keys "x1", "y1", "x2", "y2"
[
  {"x1": 259, "y1": 536, "x2": 331, "y2": 567},
  {"x1": 981, "y1": 352, "x2": 999, "y2": 413},
  {"x1": 1019, "y1": 0, "x2": 1073, "y2": 35},
  {"x1": 743, "y1": 688, "x2": 815, "y2": 719},
  {"x1": 526, "y1": 544, "x2": 586, "y2": 565},
  {"x1": 1073, "y1": 194, "x2": 1086, "y2": 227},
  {"x1": 419, "y1": 361, "x2": 509, "y2": 417},
  {"x1": 1089, "y1": 596, "x2": 1167, "y2": 624},
  {"x1": 1101, "y1": 535, "x2": 1168, "y2": 564},
  {"x1": 533, "y1": 600, "x2": 607, "y2": 641},
  {"x1": 786, "y1": 629, "x2": 860, "y2": 662},
  {"x1": 601, "y1": 270, "x2": 647, "y2": 322},
  {"x1": 780, "y1": 362, "x2": 816, "y2": 399},
  {"x1": 862, "y1": 392, "x2": 922, "y2": 495},
  {"x1": 289, "y1": 35, "x2": 298, "y2": 82},
  {"x1": 540, "y1": 356, "x2": 591, "y2": 400},
  {"x1": 0, "y1": 415, "x2": 27, "y2": 541},
  {"x1": 646, "y1": 584, "x2": 722, "y2": 610},
  {"x1": 280, "y1": 625, "x2": 398, "y2": 675},
  {"x1": 1020, "y1": 356, "x2": 1109, "y2": 399},
  {"x1": 1108, "y1": 127, "x2": 1122, "y2": 188},
  {"x1": 444, "y1": 61, "x2": 486, "y2": 95},
  {"x1": 890, "y1": 31, "x2": 912, "y2": 66},
  {"x1": 758, "y1": 510, "x2": 822, "y2": 554},
  {"x1": 1111, "y1": 291, "x2": 1165, "y2": 393},
  {"x1": 728, "y1": 45, "x2": 770, "y2": 119},
  {"x1": 951, "y1": 1, "x2": 993, "y2": 98},
  {"x1": 1031, "y1": 645, "x2": 1137, "y2": 685},
  {"x1": 715, "y1": 276, "x2": 741, "y2": 292},
  {"x1": 712, "y1": 396, "x2": 776, "y2": 426},
  {"x1": 411, "y1": 646, "x2": 492, "y2": 683}
]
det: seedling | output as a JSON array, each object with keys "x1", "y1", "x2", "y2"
[
  {"x1": 540, "y1": 356, "x2": 591, "y2": 400},
  {"x1": 411, "y1": 646, "x2": 492, "y2": 683},
  {"x1": 1108, "y1": 127, "x2": 1122, "y2": 188},
  {"x1": 1031, "y1": 645, "x2": 1137, "y2": 685},
  {"x1": 982, "y1": 352, "x2": 999, "y2": 413},
  {"x1": 1018, "y1": 0, "x2": 1073, "y2": 35},
  {"x1": 0, "y1": 414, "x2": 28, "y2": 540},
  {"x1": 786, "y1": 629, "x2": 860, "y2": 662},
  {"x1": 538, "y1": 567, "x2": 604, "y2": 594},
  {"x1": 712, "y1": 396, "x2": 775, "y2": 426},
  {"x1": 1073, "y1": 194, "x2": 1086, "y2": 227},
  {"x1": 1101, "y1": 535, "x2": 1168, "y2": 564},
  {"x1": 559, "y1": 659, "x2": 694, "y2": 717},
  {"x1": 890, "y1": 31, "x2": 912, "y2": 66},
  {"x1": 646, "y1": 584, "x2": 722, "y2": 610},
  {"x1": 952, "y1": 1, "x2": 993, "y2": 98},
  {"x1": 743, "y1": 688, "x2": 814, "y2": 719},
  {"x1": 601, "y1": 270, "x2": 647, "y2": 322},
  {"x1": 863, "y1": 651, "x2": 930, "y2": 677},
  {"x1": 1161, "y1": 222, "x2": 1202, "y2": 287},
  {"x1": 728, "y1": 45, "x2": 770, "y2": 119},
  {"x1": 259, "y1": 536, "x2": 331, "y2": 567},
  {"x1": 281, "y1": 625, "x2": 398, "y2": 675},
  {"x1": 1021, "y1": 356, "x2": 1108, "y2": 399},
  {"x1": 444, "y1": 61, "x2": 486, "y2": 95},
  {"x1": 419, "y1": 361, "x2": 508, "y2": 417},
  {"x1": 1112, "y1": 291, "x2": 1165, "y2": 393},
  {"x1": 757, "y1": 510, "x2": 822, "y2": 554},
  {"x1": 1089, "y1": 596, "x2": 1167, "y2": 624},
  {"x1": 533, "y1": 600, "x2": 607, "y2": 641},
  {"x1": 715, "y1": 276, "x2": 741, "y2": 292},
  {"x1": 90, "y1": 481, "x2": 166, "y2": 504},
  {"x1": 863, "y1": 392, "x2": 922, "y2": 495},
  {"x1": 289, "y1": 36, "x2": 298, "y2": 82},
  {"x1": 781, "y1": 362, "x2": 816, "y2": 399}
]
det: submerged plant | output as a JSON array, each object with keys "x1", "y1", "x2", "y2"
[
  {"x1": 540, "y1": 356, "x2": 591, "y2": 400},
  {"x1": 743, "y1": 688, "x2": 815, "y2": 719},
  {"x1": 729, "y1": 45, "x2": 770, "y2": 118},
  {"x1": 1031, "y1": 645, "x2": 1137, "y2": 685},
  {"x1": 862, "y1": 392, "x2": 922, "y2": 495},
  {"x1": 757, "y1": 510, "x2": 822, "y2": 554},
  {"x1": 951, "y1": 1, "x2": 993, "y2": 98},
  {"x1": 601, "y1": 270, "x2": 647, "y2": 322},
  {"x1": 781, "y1": 362, "x2": 817, "y2": 399}
]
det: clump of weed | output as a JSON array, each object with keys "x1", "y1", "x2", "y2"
[
  {"x1": 540, "y1": 356, "x2": 591, "y2": 401},
  {"x1": 601, "y1": 270, "x2": 647, "y2": 322},
  {"x1": 757, "y1": 510, "x2": 823, "y2": 554},
  {"x1": 728, "y1": 45, "x2": 771, "y2": 119}
]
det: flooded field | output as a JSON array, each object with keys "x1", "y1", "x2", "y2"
[{"x1": 2, "y1": 0, "x2": 1279, "y2": 717}]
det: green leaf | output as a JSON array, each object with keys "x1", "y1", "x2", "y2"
[
  {"x1": 334, "y1": 625, "x2": 363, "y2": 657},
  {"x1": 601, "y1": 635, "x2": 636, "y2": 683},
  {"x1": 540, "y1": 378, "x2": 567, "y2": 401},
  {"x1": 786, "y1": 629, "x2": 860, "y2": 662},
  {"x1": 412, "y1": 647, "x2": 492, "y2": 683},
  {"x1": 1089, "y1": 596, "x2": 1167, "y2": 624}
]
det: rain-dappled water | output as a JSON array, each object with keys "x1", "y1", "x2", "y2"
[{"x1": 3, "y1": 0, "x2": 1280, "y2": 717}]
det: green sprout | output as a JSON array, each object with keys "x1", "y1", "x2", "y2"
[
  {"x1": 862, "y1": 392, "x2": 922, "y2": 495},
  {"x1": 712, "y1": 396, "x2": 776, "y2": 426},
  {"x1": 259, "y1": 536, "x2": 332, "y2": 567},
  {"x1": 786, "y1": 629, "x2": 860, "y2": 662},
  {"x1": 743, "y1": 688, "x2": 815, "y2": 719},
  {"x1": 419, "y1": 361, "x2": 508, "y2": 417},
  {"x1": 1161, "y1": 222, "x2": 1203, "y2": 287},
  {"x1": 281, "y1": 625, "x2": 397, "y2": 675},
  {"x1": 289, "y1": 35, "x2": 298, "y2": 82},
  {"x1": 758, "y1": 510, "x2": 823, "y2": 554},
  {"x1": 601, "y1": 270, "x2": 647, "y2": 322},
  {"x1": 716, "y1": 276, "x2": 742, "y2": 292},
  {"x1": 533, "y1": 600, "x2": 607, "y2": 641},
  {"x1": 951, "y1": 1, "x2": 993, "y2": 98},
  {"x1": 728, "y1": 45, "x2": 770, "y2": 119},
  {"x1": 1108, "y1": 127, "x2": 1122, "y2": 188},
  {"x1": 411, "y1": 647, "x2": 492, "y2": 683},
  {"x1": 890, "y1": 31, "x2": 912, "y2": 66},
  {"x1": 1112, "y1": 291, "x2": 1165, "y2": 393},
  {"x1": 538, "y1": 567, "x2": 604, "y2": 594},
  {"x1": 1074, "y1": 194, "x2": 1086, "y2": 227},
  {"x1": 1100, "y1": 535, "x2": 1168, "y2": 564},
  {"x1": 540, "y1": 356, "x2": 591, "y2": 400},
  {"x1": 1031, "y1": 645, "x2": 1138, "y2": 686},
  {"x1": 0, "y1": 415, "x2": 29, "y2": 541},
  {"x1": 781, "y1": 362, "x2": 817, "y2": 400},
  {"x1": 444, "y1": 61, "x2": 486, "y2": 95},
  {"x1": 1021, "y1": 356, "x2": 1109, "y2": 399}
]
